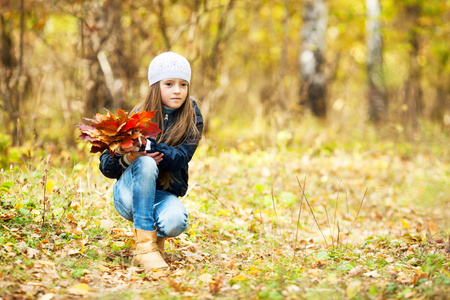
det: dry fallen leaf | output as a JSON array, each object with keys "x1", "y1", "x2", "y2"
[
  {"x1": 209, "y1": 273, "x2": 224, "y2": 295},
  {"x1": 172, "y1": 269, "x2": 187, "y2": 277},
  {"x1": 26, "y1": 248, "x2": 40, "y2": 259},
  {"x1": 68, "y1": 283, "x2": 91, "y2": 295},
  {"x1": 401, "y1": 219, "x2": 411, "y2": 229},
  {"x1": 231, "y1": 274, "x2": 247, "y2": 281},
  {"x1": 148, "y1": 270, "x2": 166, "y2": 280},
  {"x1": 198, "y1": 273, "x2": 213, "y2": 283},
  {"x1": 348, "y1": 265, "x2": 364, "y2": 277},
  {"x1": 38, "y1": 293, "x2": 56, "y2": 300},
  {"x1": 20, "y1": 283, "x2": 41, "y2": 296},
  {"x1": 385, "y1": 256, "x2": 395, "y2": 263},
  {"x1": 363, "y1": 270, "x2": 381, "y2": 278},
  {"x1": 35, "y1": 260, "x2": 56, "y2": 267}
]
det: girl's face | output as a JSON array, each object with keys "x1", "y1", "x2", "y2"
[{"x1": 159, "y1": 78, "x2": 188, "y2": 109}]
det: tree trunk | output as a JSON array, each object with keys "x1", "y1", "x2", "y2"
[
  {"x1": 402, "y1": 3, "x2": 423, "y2": 131},
  {"x1": 275, "y1": 0, "x2": 290, "y2": 118},
  {"x1": 431, "y1": 77, "x2": 448, "y2": 123},
  {"x1": 196, "y1": 0, "x2": 235, "y2": 134},
  {"x1": 82, "y1": 0, "x2": 125, "y2": 117},
  {"x1": 366, "y1": 0, "x2": 387, "y2": 123},
  {"x1": 0, "y1": 2, "x2": 28, "y2": 146},
  {"x1": 299, "y1": 0, "x2": 328, "y2": 118}
]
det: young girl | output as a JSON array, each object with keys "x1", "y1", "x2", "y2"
[{"x1": 99, "y1": 52, "x2": 203, "y2": 270}]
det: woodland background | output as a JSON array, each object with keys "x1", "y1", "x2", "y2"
[
  {"x1": 0, "y1": 0, "x2": 450, "y2": 299},
  {"x1": 0, "y1": 0, "x2": 449, "y2": 152}
]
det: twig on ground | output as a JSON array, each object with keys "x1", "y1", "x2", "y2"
[
  {"x1": 345, "y1": 188, "x2": 368, "y2": 250},
  {"x1": 294, "y1": 174, "x2": 306, "y2": 254},
  {"x1": 199, "y1": 185, "x2": 229, "y2": 210},
  {"x1": 41, "y1": 170, "x2": 48, "y2": 227},
  {"x1": 258, "y1": 197, "x2": 265, "y2": 234},
  {"x1": 87, "y1": 157, "x2": 92, "y2": 211},
  {"x1": 32, "y1": 156, "x2": 47, "y2": 176},
  {"x1": 41, "y1": 155, "x2": 51, "y2": 228},
  {"x1": 199, "y1": 185, "x2": 233, "y2": 229},
  {"x1": 419, "y1": 242, "x2": 430, "y2": 260},
  {"x1": 337, "y1": 221, "x2": 340, "y2": 247},
  {"x1": 181, "y1": 182, "x2": 197, "y2": 202},
  {"x1": 271, "y1": 188, "x2": 281, "y2": 237},
  {"x1": 333, "y1": 180, "x2": 342, "y2": 249},
  {"x1": 297, "y1": 177, "x2": 329, "y2": 248},
  {"x1": 324, "y1": 205, "x2": 334, "y2": 249},
  {"x1": 345, "y1": 187, "x2": 350, "y2": 241},
  {"x1": 57, "y1": 199, "x2": 72, "y2": 227},
  {"x1": 446, "y1": 235, "x2": 450, "y2": 254}
]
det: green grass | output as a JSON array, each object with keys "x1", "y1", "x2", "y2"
[{"x1": 1, "y1": 121, "x2": 450, "y2": 299}]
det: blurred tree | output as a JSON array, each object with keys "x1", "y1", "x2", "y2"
[
  {"x1": 0, "y1": 0, "x2": 29, "y2": 146},
  {"x1": 1, "y1": 0, "x2": 449, "y2": 150},
  {"x1": 299, "y1": 0, "x2": 328, "y2": 118},
  {"x1": 256, "y1": 0, "x2": 293, "y2": 130},
  {"x1": 80, "y1": 0, "x2": 126, "y2": 117},
  {"x1": 401, "y1": 1, "x2": 423, "y2": 130},
  {"x1": 274, "y1": 0, "x2": 291, "y2": 128},
  {"x1": 422, "y1": 2, "x2": 450, "y2": 125},
  {"x1": 189, "y1": 0, "x2": 236, "y2": 133},
  {"x1": 430, "y1": 40, "x2": 450, "y2": 123},
  {"x1": 155, "y1": 0, "x2": 172, "y2": 51},
  {"x1": 366, "y1": 0, "x2": 387, "y2": 123}
]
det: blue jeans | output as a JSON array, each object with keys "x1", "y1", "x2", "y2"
[{"x1": 113, "y1": 156, "x2": 187, "y2": 237}]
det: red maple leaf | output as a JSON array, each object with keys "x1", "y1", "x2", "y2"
[{"x1": 76, "y1": 109, "x2": 161, "y2": 157}]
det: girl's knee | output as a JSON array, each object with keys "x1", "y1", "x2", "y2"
[
  {"x1": 163, "y1": 220, "x2": 187, "y2": 237},
  {"x1": 132, "y1": 156, "x2": 158, "y2": 178},
  {"x1": 158, "y1": 210, "x2": 187, "y2": 237},
  {"x1": 135, "y1": 155, "x2": 157, "y2": 168}
]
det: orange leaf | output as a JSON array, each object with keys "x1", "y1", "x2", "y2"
[{"x1": 76, "y1": 109, "x2": 161, "y2": 157}]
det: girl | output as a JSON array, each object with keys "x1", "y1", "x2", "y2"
[{"x1": 99, "y1": 52, "x2": 203, "y2": 270}]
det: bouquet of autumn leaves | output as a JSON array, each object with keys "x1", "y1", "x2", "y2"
[{"x1": 76, "y1": 109, "x2": 161, "y2": 157}]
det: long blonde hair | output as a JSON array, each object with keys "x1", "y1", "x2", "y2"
[{"x1": 134, "y1": 82, "x2": 200, "y2": 189}]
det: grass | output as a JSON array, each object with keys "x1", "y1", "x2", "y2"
[{"x1": 0, "y1": 119, "x2": 450, "y2": 299}]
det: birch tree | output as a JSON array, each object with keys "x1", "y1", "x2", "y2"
[
  {"x1": 366, "y1": 0, "x2": 387, "y2": 123},
  {"x1": 299, "y1": 0, "x2": 328, "y2": 118}
]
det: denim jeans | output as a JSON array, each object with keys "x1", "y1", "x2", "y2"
[{"x1": 113, "y1": 156, "x2": 187, "y2": 237}]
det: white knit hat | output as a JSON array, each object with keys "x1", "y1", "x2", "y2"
[{"x1": 147, "y1": 52, "x2": 191, "y2": 86}]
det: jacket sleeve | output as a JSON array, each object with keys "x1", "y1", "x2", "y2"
[
  {"x1": 149, "y1": 102, "x2": 203, "y2": 172},
  {"x1": 99, "y1": 150, "x2": 125, "y2": 179}
]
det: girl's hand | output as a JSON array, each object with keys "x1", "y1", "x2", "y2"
[
  {"x1": 116, "y1": 145, "x2": 138, "y2": 155},
  {"x1": 124, "y1": 151, "x2": 145, "y2": 164},
  {"x1": 147, "y1": 152, "x2": 164, "y2": 164},
  {"x1": 125, "y1": 151, "x2": 164, "y2": 165}
]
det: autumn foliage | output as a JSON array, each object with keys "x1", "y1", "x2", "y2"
[{"x1": 76, "y1": 109, "x2": 161, "y2": 157}]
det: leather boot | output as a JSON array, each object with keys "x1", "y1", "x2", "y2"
[
  {"x1": 157, "y1": 237, "x2": 165, "y2": 256},
  {"x1": 134, "y1": 228, "x2": 168, "y2": 271}
]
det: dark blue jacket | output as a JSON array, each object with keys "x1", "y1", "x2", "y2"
[{"x1": 99, "y1": 100, "x2": 203, "y2": 197}]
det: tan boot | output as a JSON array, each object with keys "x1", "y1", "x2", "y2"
[
  {"x1": 134, "y1": 228, "x2": 168, "y2": 271},
  {"x1": 157, "y1": 237, "x2": 165, "y2": 256}
]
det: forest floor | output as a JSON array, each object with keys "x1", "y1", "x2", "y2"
[{"x1": 0, "y1": 134, "x2": 450, "y2": 299}]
